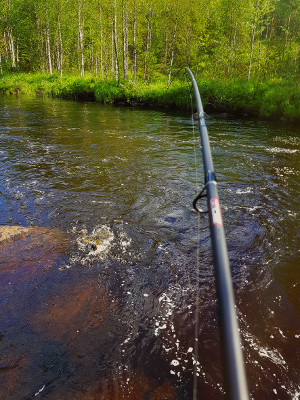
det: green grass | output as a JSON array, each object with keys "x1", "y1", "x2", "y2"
[{"x1": 0, "y1": 72, "x2": 299, "y2": 120}]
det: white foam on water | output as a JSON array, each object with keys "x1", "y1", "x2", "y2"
[
  {"x1": 62, "y1": 224, "x2": 137, "y2": 269},
  {"x1": 76, "y1": 225, "x2": 114, "y2": 256},
  {"x1": 62, "y1": 225, "x2": 115, "y2": 268},
  {"x1": 236, "y1": 187, "x2": 253, "y2": 195},
  {"x1": 265, "y1": 147, "x2": 298, "y2": 154},
  {"x1": 273, "y1": 136, "x2": 300, "y2": 146},
  {"x1": 150, "y1": 283, "x2": 220, "y2": 390}
]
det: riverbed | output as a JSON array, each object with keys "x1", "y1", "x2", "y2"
[{"x1": 0, "y1": 96, "x2": 299, "y2": 399}]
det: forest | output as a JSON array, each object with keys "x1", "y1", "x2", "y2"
[{"x1": 0, "y1": 0, "x2": 299, "y2": 118}]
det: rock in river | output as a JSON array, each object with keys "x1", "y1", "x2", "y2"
[{"x1": 0, "y1": 225, "x2": 69, "y2": 287}]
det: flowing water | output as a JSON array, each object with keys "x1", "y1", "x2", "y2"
[{"x1": 0, "y1": 96, "x2": 299, "y2": 399}]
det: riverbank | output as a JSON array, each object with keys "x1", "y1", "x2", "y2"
[{"x1": 0, "y1": 73, "x2": 299, "y2": 121}]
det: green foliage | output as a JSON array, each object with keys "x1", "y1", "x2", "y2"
[
  {"x1": 94, "y1": 80, "x2": 124, "y2": 103},
  {"x1": 0, "y1": 72, "x2": 299, "y2": 120},
  {"x1": 0, "y1": 0, "x2": 299, "y2": 82}
]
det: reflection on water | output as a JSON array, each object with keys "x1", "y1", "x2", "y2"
[{"x1": 0, "y1": 97, "x2": 299, "y2": 399}]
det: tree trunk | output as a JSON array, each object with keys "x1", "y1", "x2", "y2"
[
  {"x1": 113, "y1": 0, "x2": 119, "y2": 81},
  {"x1": 78, "y1": 0, "x2": 84, "y2": 77},
  {"x1": 58, "y1": 17, "x2": 63, "y2": 77},
  {"x1": 282, "y1": 13, "x2": 292, "y2": 64},
  {"x1": 248, "y1": 2, "x2": 258, "y2": 80},
  {"x1": 228, "y1": 22, "x2": 237, "y2": 77},
  {"x1": 122, "y1": 0, "x2": 128, "y2": 81},
  {"x1": 258, "y1": 31, "x2": 262, "y2": 76},
  {"x1": 143, "y1": 3, "x2": 152, "y2": 81},
  {"x1": 168, "y1": 19, "x2": 177, "y2": 86},
  {"x1": 133, "y1": 0, "x2": 137, "y2": 82},
  {"x1": 8, "y1": 27, "x2": 16, "y2": 68},
  {"x1": 111, "y1": 25, "x2": 114, "y2": 76},
  {"x1": 164, "y1": 33, "x2": 168, "y2": 72},
  {"x1": 45, "y1": 24, "x2": 52, "y2": 75},
  {"x1": 35, "y1": 15, "x2": 44, "y2": 72},
  {"x1": 6, "y1": 0, "x2": 16, "y2": 69},
  {"x1": 99, "y1": 3, "x2": 103, "y2": 78},
  {"x1": 265, "y1": 13, "x2": 274, "y2": 79}
]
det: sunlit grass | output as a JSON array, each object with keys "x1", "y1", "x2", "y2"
[{"x1": 0, "y1": 72, "x2": 299, "y2": 120}]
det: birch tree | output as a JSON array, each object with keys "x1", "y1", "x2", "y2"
[
  {"x1": 122, "y1": 0, "x2": 128, "y2": 80},
  {"x1": 78, "y1": 0, "x2": 84, "y2": 76},
  {"x1": 113, "y1": 0, "x2": 120, "y2": 80},
  {"x1": 132, "y1": 0, "x2": 137, "y2": 81},
  {"x1": 3, "y1": 0, "x2": 16, "y2": 69},
  {"x1": 45, "y1": 1, "x2": 52, "y2": 75},
  {"x1": 57, "y1": 1, "x2": 63, "y2": 76},
  {"x1": 143, "y1": 2, "x2": 152, "y2": 81},
  {"x1": 167, "y1": 18, "x2": 177, "y2": 86},
  {"x1": 0, "y1": 0, "x2": 298, "y2": 81}
]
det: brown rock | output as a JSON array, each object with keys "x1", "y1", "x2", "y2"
[
  {"x1": 150, "y1": 381, "x2": 177, "y2": 400},
  {"x1": 97, "y1": 371, "x2": 153, "y2": 400},
  {"x1": 0, "y1": 225, "x2": 69, "y2": 286},
  {"x1": 32, "y1": 279, "x2": 112, "y2": 343}
]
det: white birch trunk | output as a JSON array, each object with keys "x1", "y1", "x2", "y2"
[
  {"x1": 58, "y1": 17, "x2": 63, "y2": 77},
  {"x1": 168, "y1": 19, "x2": 177, "y2": 86},
  {"x1": 248, "y1": 2, "x2": 258, "y2": 80},
  {"x1": 78, "y1": 0, "x2": 84, "y2": 77},
  {"x1": 99, "y1": 3, "x2": 103, "y2": 77},
  {"x1": 143, "y1": 4, "x2": 152, "y2": 81},
  {"x1": 111, "y1": 26, "x2": 114, "y2": 76},
  {"x1": 228, "y1": 22, "x2": 237, "y2": 77},
  {"x1": 282, "y1": 13, "x2": 291, "y2": 62},
  {"x1": 164, "y1": 33, "x2": 168, "y2": 71},
  {"x1": 133, "y1": 0, "x2": 137, "y2": 82},
  {"x1": 45, "y1": 23, "x2": 52, "y2": 75},
  {"x1": 122, "y1": 0, "x2": 128, "y2": 81},
  {"x1": 258, "y1": 31, "x2": 262, "y2": 75},
  {"x1": 6, "y1": 0, "x2": 16, "y2": 68},
  {"x1": 8, "y1": 28, "x2": 16, "y2": 68},
  {"x1": 36, "y1": 16, "x2": 44, "y2": 72},
  {"x1": 113, "y1": 0, "x2": 119, "y2": 81}
]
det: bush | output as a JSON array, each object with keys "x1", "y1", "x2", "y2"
[{"x1": 0, "y1": 72, "x2": 299, "y2": 120}]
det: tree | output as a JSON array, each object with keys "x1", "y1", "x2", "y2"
[
  {"x1": 78, "y1": 0, "x2": 84, "y2": 76},
  {"x1": 0, "y1": 0, "x2": 298, "y2": 81}
]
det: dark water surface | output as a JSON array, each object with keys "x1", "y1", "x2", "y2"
[{"x1": 0, "y1": 97, "x2": 299, "y2": 399}]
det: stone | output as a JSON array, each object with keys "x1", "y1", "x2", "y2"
[
  {"x1": 32, "y1": 279, "x2": 112, "y2": 343},
  {"x1": 0, "y1": 225, "x2": 69, "y2": 287}
]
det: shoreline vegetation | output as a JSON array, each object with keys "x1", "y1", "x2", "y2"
[
  {"x1": 1, "y1": 0, "x2": 299, "y2": 121},
  {"x1": 0, "y1": 72, "x2": 299, "y2": 121}
]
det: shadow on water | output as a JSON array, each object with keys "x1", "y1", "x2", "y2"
[{"x1": 0, "y1": 97, "x2": 299, "y2": 399}]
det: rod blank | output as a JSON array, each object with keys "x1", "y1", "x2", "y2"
[{"x1": 186, "y1": 67, "x2": 249, "y2": 400}]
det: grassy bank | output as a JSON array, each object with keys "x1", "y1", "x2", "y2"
[{"x1": 0, "y1": 72, "x2": 299, "y2": 120}]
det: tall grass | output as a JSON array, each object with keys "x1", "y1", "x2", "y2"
[{"x1": 0, "y1": 72, "x2": 299, "y2": 120}]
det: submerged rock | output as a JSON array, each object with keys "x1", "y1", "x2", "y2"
[
  {"x1": 0, "y1": 225, "x2": 69, "y2": 287},
  {"x1": 96, "y1": 372, "x2": 177, "y2": 400},
  {"x1": 32, "y1": 279, "x2": 113, "y2": 343}
]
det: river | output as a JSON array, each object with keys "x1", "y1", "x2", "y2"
[{"x1": 0, "y1": 96, "x2": 299, "y2": 399}]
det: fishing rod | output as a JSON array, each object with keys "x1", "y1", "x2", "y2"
[{"x1": 185, "y1": 67, "x2": 249, "y2": 400}]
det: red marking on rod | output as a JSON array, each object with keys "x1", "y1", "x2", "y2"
[{"x1": 209, "y1": 198, "x2": 223, "y2": 226}]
